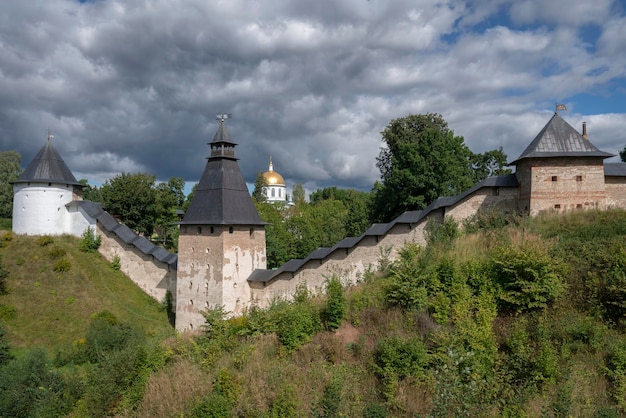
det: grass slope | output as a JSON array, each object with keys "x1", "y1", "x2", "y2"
[{"x1": 0, "y1": 232, "x2": 174, "y2": 352}]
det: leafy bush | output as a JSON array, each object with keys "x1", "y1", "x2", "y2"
[
  {"x1": 110, "y1": 254, "x2": 121, "y2": 270},
  {"x1": 0, "y1": 348, "x2": 78, "y2": 417},
  {"x1": 462, "y1": 208, "x2": 513, "y2": 233},
  {"x1": 48, "y1": 245, "x2": 66, "y2": 259},
  {"x1": 37, "y1": 235, "x2": 54, "y2": 246},
  {"x1": 373, "y1": 336, "x2": 429, "y2": 381},
  {"x1": 322, "y1": 276, "x2": 346, "y2": 331},
  {"x1": 269, "y1": 384, "x2": 299, "y2": 417},
  {"x1": 489, "y1": 243, "x2": 565, "y2": 313},
  {"x1": 0, "y1": 322, "x2": 12, "y2": 366},
  {"x1": 384, "y1": 244, "x2": 429, "y2": 311},
  {"x1": 606, "y1": 340, "x2": 626, "y2": 412},
  {"x1": 80, "y1": 227, "x2": 101, "y2": 252},
  {"x1": 313, "y1": 377, "x2": 342, "y2": 417},
  {"x1": 53, "y1": 258, "x2": 72, "y2": 272},
  {"x1": 275, "y1": 299, "x2": 321, "y2": 352},
  {"x1": 84, "y1": 310, "x2": 144, "y2": 362},
  {"x1": 425, "y1": 216, "x2": 459, "y2": 248}
]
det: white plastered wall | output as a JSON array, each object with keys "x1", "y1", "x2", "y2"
[{"x1": 12, "y1": 183, "x2": 75, "y2": 236}]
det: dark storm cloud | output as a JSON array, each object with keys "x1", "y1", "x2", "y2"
[{"x1": 1, "y1": 0, "x2": 625, "y2": 195}]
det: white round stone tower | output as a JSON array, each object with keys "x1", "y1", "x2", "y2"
[{"x1": 12, "y1": 136, "x2": 84, "y2": 236}]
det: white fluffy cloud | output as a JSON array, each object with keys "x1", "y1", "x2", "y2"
[{"x1": 1, "y1": 0, "x2": 625, "y2": 193}]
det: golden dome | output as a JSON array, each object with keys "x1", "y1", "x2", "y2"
[{"x1": 262, "y1": 157, "x2": 285, "y2": 186}]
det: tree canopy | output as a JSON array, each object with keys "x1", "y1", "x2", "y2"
[
  {"x1": 99, "y1": 173, "x2": 185, "y2": 241},
  {"x1": 0, "y1": 151, "x2": 22, "y2": 218},
  {"x1": 372, "y1": 113, "x2": 509, "y2": 222}
]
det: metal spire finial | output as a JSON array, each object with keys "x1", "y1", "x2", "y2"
[{"x1": 216, "y1": 113, "x2": 232, "y2": 124}]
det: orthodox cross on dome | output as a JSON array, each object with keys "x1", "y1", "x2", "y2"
[
  {"x1": 269, "y1": 155, "x2": 274, "y2": 171},
  {"x1": 216, "y1": 113, "x2": 232, "y2": 124}
]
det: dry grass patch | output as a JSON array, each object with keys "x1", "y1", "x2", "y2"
[{"x1": 126, "y1": 359, "x2": 210, "y2": 418}]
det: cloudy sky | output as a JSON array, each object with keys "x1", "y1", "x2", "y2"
[{"x1": 2, "y1": 0, "x2": 625, "y2": 195}]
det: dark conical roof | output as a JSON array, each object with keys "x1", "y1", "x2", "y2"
[
  {"x1": 180, "y1": 120, "x2": 265, "y2": 226},
  {"x1": 13, "y1": 140, "x2": 82, "y2": 186},
  {"x1": 510, "y1": 113, "x2": 613, "y2": 165}
]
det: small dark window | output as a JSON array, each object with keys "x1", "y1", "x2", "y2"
[
  {"x1": 576, "y1": 175, "x2": 583, "y2": 182},
  {"x1": 576, "y1": 204, "x2": 583, "y2": 209},
  {"x1": 554, "y1": 204, "x2": 561, "y2": 209},
  {"x1": 197, "y1": 227, "x2": 202, "y2": 234},
  {"x1": 229, "y1": 226, "x2": 234, "y2": 233},
  {"x1": 210, "y1": 227, "x2": 214, "y2": 234},
  {"x1": 249, "y1": 227, "x2": 254, "y2": 236},
  {"x1": 494, "y1": 187, "x2": 500, "y2": 196},
  {"x1": 552, "y1": 176, "x2": 558, "y2": 182}
]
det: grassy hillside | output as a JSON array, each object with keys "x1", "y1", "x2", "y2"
[
  {"x1": 2, "y1": 210, "x2": 626, "y2": 417},
  {"x1": 0, "y1": 232, "x2": 174, "y2": 352}
]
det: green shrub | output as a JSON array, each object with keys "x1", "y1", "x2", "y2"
[
  {"x1": 269, "y1": 384, "x2": 299, "y2": 417},
  {"x1": 373, "y1": 336, "x2": 429, "y2": 381},
  {"x1": 489, "y1": 243, "x2": 565, "y2": 313},
  {"x1": 53, "y1": 258, "x2": 72, "y2": 272},
  {"x1": 0, "y1": 322, "x2": 12, "y2": 366},
  {"x1": 275, "y1": 300, "x2": 321, "y2": 352},
  {"x1": 110, "y1": 255, "x2": 121, "y2": 270},
  {"x1": 384, "y1": 244, "x2": 429, "y2": 311},
  {"x1": 0, "y1": 348, "x2": 78, "y2": 417},
  {"x1": 37, "y1": 235, "x2": 54, "y2": 246},
  {"x1": 606, "y1": 340, "x2": 626, "y2": 412},
  {"x1": 84, "y1": 310, "x2": 144, "y2": 362},
  {"x1": 313, "y1": 377, "x2": 342, "y2": 418},
  {"x1": 425, "y1": 216, "x2": 459, "y2": 247},
  {"x1": 0, "y1": 304, "x2": 16, "y2": 320},
  {"x1": 79, "y1": 227, "x2": 101, "y2": 252},
  {"x1": 322, "y1": 276, "x2": 346, "y2": 331},
  {"x1": 191, "y1": 393, "x2": 234, "y2": 418},
  {"x1": 48, "y1": 245, "x2": 66, "y2": 259},
  {"x1": 462, "y1": 208, "x2": 513, "y2": 233}
]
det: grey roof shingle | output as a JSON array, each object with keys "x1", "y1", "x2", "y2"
[
  {"x1": 605, "y1": 162, "x2": 626, "y2": 177},
  {"x1": 72, "y1": 200, "x2": 178, "y2": 268},
  {"x1": 510, "y1": 113, "x2": 613, "y2": 164},
  {"x1": 14, "y1": 140, "x2": 83, "y2": 186}
]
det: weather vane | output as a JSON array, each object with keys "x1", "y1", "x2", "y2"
[
  {"x1": 555, "y1": 103, "x2": 567, "y2": 114},
  {"x1": 216, "y1": 113, "x2": 232, "y2": 124}
]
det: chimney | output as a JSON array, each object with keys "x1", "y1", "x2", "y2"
[{"x1": 582, "y1": 121, "x2": 588, "y2": 140}]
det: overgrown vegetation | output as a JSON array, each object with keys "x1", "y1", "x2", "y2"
[
  {"x1": 2, "y1": 210, "x2": 626, "y2": 416},
  {"x1": 79, "y1": 226, "x2": 101, "y2": 252}
]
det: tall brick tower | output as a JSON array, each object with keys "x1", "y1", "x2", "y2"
[{"x1": 176, "y1": 116, "x2": 267, "y2": 331}]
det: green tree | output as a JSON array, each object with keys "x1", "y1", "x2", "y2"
[
  {"x1": 620, "y1": 146, "x2": 626, "y2": 162},
  {"x1": 79, "y1": 179, "x2": 104, "y2": 204},
  {"x1": 183, "y1": 183, "x2": 198, "y2": 212},
  {"x1": 471, "y1": 147, "x2": 512, "y2": 183},
  {"x1": 292, "y1": 183, "x2": 306, "y2": 205},
  {"x1": 256, "y1": 202, "x2": 296, "y2": 268},
  {"x1": 154, "y1": 177, "x2": 185, "y2": 247},
  {"x1": 0, "y1": 151, "x2": 22, "y2": 218},
  {"x1": 100, "y1": 172, "x2": 158, "y2": 236},
  {"x1": 252, "y1": 172, "x2": 268, "y2": 203},
  {"x1": 309, "y1": 187, "x2": 373, "y2": 236},
  {"x1": 372, "y1": 113, "x2": 507, "y2": 222}
]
